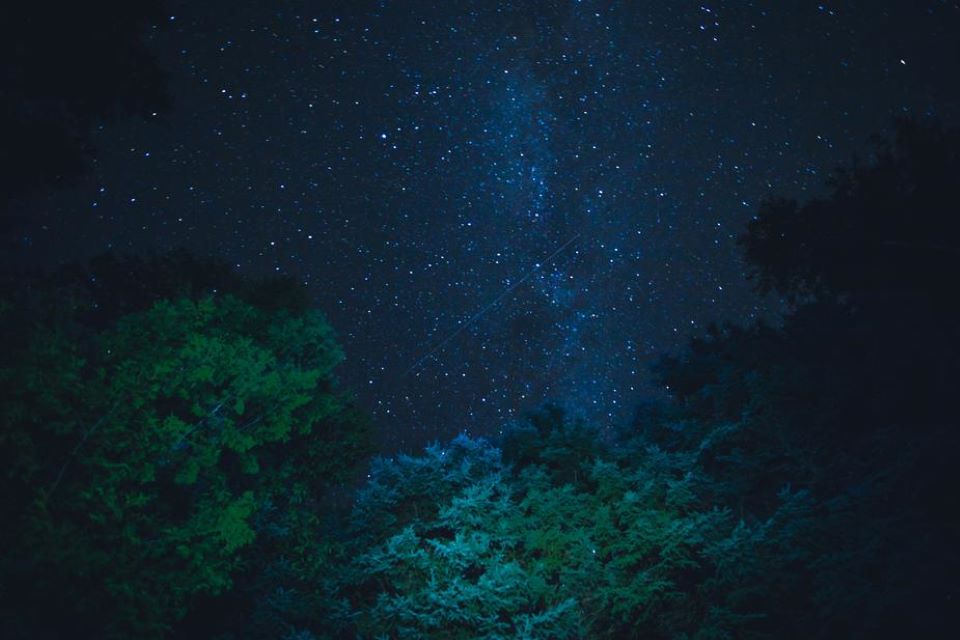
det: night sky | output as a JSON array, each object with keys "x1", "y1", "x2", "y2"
[{"x1": 6, "y1": 0, "x2": 960, "y2": 451}]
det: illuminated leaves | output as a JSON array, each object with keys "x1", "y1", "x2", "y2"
[{"x1": 1, "y1": 292, "x2": 359, "y2": 637}]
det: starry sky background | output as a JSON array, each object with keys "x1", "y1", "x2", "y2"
[{"x1": 6, "y1": 0, "x2": 960, "y2": 451}]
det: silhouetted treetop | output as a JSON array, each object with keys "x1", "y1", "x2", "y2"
[
  {"x1": 1, "y1": 1, "x2": 170, "y2": 221},
  {"x1": 740, "y1": 119, "x2": 960, "y2": 308}
]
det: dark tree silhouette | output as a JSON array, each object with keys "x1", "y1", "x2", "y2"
[
  {"x1": 741, "y1": 118, "x2": 960, "y2": 308},
  {"x1": 0, "y1": 2, "x2": 170, "y2": 227},
  {"x1": 650, "y1": 120, "x2": 960, "y2": 638}
]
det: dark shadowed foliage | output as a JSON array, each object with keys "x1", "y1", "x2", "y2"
[
  {"x1": 0, "y1": 1, "x2": 170, "y2": 228},
  {"x1": 651, "y1": 119, "x2": 960, "y2": 638}
]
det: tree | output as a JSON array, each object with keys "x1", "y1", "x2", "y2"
[
  {"x1": 1, "y1": 1, "x2": 170, "y2": 224},
  {"x1": 332, "y1": 410, "x2": 774, "y2": 639},
  {"x1": 741, "y1": 118, "x2": 960, "y2": 309},
  {"x1": 0, "y1": 261, "x2": 371, "y2": 638},
  {"x1": 646, "y1": 120, "x2": 960, "y2": 638}
]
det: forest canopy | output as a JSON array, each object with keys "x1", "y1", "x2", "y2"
[{"x1": 2, "y1": 120, "x2": 958, "y2": 638}]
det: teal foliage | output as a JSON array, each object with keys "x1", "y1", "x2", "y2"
[{"x1": 331, "y1": 410, "x2": 781, "y2": 639}]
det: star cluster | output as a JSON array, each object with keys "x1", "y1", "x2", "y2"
[{"x1": 9, "y1": 0, "x2": 960, "y2": 450}]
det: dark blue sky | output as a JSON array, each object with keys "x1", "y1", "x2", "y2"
[{"x1": 8, "y1": 1, "x2": 960, "y2": 450}]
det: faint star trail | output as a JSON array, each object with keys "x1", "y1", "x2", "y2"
[{"x1": 404, "y1": 232, "x2": 582, "y2": 378}]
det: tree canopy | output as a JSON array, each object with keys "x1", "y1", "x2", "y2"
[
  {"x1": 3, "y1": 120, "x2": 959, "y2": 638},
  {"x1": 652, "y1": 119, "x2": 960, "y2": 637},
  {"x1": 0, "y1": 254, "x2": 371, "y2": 638}
]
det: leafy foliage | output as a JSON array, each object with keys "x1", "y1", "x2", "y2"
[
  {"x1": 5, "y1": 120, "x2": 959, "y2": 638},
  {"x1": 331, "y1": 410, "x2": 782, "y2": 640},
  {"x1": 0, "y1": 257, "x2": 370, "y2": 638},
  {"x1": 321, "y1": 121, "x2": 959, "y2": 639}
]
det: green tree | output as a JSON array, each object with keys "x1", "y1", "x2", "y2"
[
  {"x1": 1, "y1": 290, "x2": 369, "y2": 638},
  {"x1": 333, "y1": 410, "x2": 772, "y2": 639}
]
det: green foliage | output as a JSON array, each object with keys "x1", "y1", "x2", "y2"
[
  {"x1": 0, "y1": 291, "x2": 369, "y2": 638},
  {"x1": 501, "y1": 404, "x2": 608, "y2": 483},
  {"x1": 340, "y1": 435, "x2": 584, "y2": 639},
  {"x1": 332, "y1": 412, "x2": 775, "y2": 639},
  {"x1": 7, "y1": 122, "x2": 957, "y2": 637}
]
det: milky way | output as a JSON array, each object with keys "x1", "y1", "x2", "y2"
[{"x1": 8, "y1": 1, "x2": 960, "y2": 450}]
